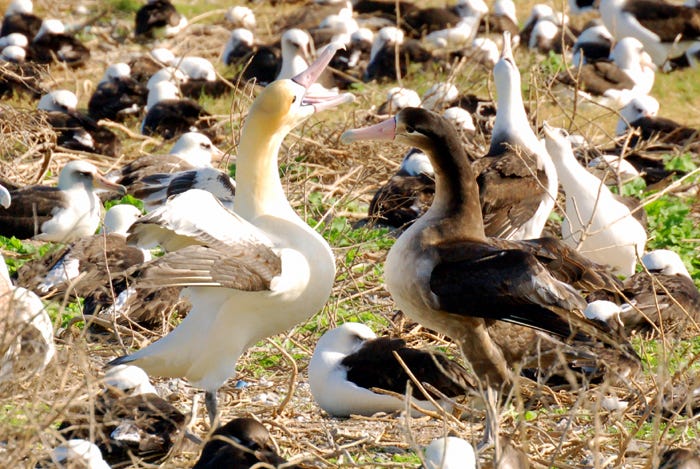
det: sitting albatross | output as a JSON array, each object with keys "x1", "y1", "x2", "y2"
[
  {"x1": 341, "y1": 107, "x2": 640, "y2": 443},
  {"x1": 108, "y1": 43, "x2": 354, "y2": 425},
  {"x1": 0, "y1": 161, "x2": 126, "y2": 242}
]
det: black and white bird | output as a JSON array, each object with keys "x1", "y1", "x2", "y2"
[
  {"x1": 108, "y1": 131, "x2": 224, "y2": 192},
  {"x1": 27, "y1": 18, "x2": 90, "y2": 67},
  {"x1": 38, "y1": 89, "x2": 122, "y2": 157},
  {"x1": 599, "y1": 0, "x2": 700, "y2": 67},
  {"x1": 617, "y1": 95, "x2": 699, "y2": 147},
  {"x1": 0, "y1": 160, "x2": 125, "y2": 242},
  {"x1": 135, "y1": 0, "x2": 187, "y2": 38},
  {"x1": 1, "y1": 0, "x2": 42, "y2": 40},
  {"x1": 58, "y1": 364, "x2": 186, "y2": 465},
  {"x1": 587, "y1": 250, "x2": 700, "y2": 338},
  {"x1": 88, "y1": 63, "x2": 148, "y2": 122},
  {"x1": 15, "y1": 204, "x2": 145, "y2": 298},
  {"x1": 308, "y1": 322, "x2": 475, "y2": 417}
]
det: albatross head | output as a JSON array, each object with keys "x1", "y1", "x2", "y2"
[
  {"x1": 642, "y1": 250, "x2": 691, "y2": 278},
  {"x1": 247, "y1": 41, "x2": 354, "y2": 133},
  {"x1": 59, "y1": 160, "x2": 126, "y2": 195},
  {"x1": 341, "y1": 107, "x2": 464, "y2": 164}
]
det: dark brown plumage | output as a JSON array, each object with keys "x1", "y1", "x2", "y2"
[
  {"x1": 44, "y1": 110, "x2": 121, "y2": 157},
  {"x1": 16, "y1": 233, "x2": 145, "y2": 299},
  {"x1": 0, "y1": 186, "x2": 67, "y2": 239},
  {"x1": 88, "y1": 76, "x2": 148, "y2": 122},
  {"x1": 59, "y1": 389, "x2": 186, "y2": 464},
  {"x1": 402, "y1": 7, "x2": 462, "y2": 37},
  {"x1": 135, "y1": 0, "x2": 183, "y2": 37},
  {"x1": 1, "y1": 13, "x2": 42, "y2": 39},
  {"x1": 141, "y1": 99, "x2": 213, "y2": 140},
  {"x1": 659, "y1": 448, "x2": 700, "y2": 469},
  {"x1": 193, "y1": 418, "x2": 293, "y2": 469},
  {"x1": 27, "y1": 33, "x2": 90, "y2": 67},
  {"x1": 342, "y1": 335, "x2": 476, "y2": 399},
  {"x1": 342, "y1": 107, "x2": 640, "y2": 392},
  {"x1": 622, "y1": 1, "x2": 700, "y2": 43},
  {"x1": 556, "y1": 60, "x2": 636, "y2": 97}
]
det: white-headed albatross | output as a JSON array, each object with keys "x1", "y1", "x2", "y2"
[
  {"x1": 474, "y1": 31, "x2": 558, "y2": 241},
  {"x1": 108, "y1": 131, "x2": 224, "y2": 192},
  {"x1": 599, "y1": 0, "x2": 700, "y2": 67},
  {"x1": 542, "y1": 123, "x2": 647, "y2": 276},
  {"x1": 340, "y1": 106, "x2": 640, "y2": 441},
  {"x1": 58, "y1": 364, "x2": 186, "y2": 465},
  {"x1": 308, "y1": 322, "x2": 475, "y2": 417},
  {"x1": 0, "y1": 161, "x2": 125, "y2": 242},
  {"x1": 108, "y1": 43, "x2": 354, "y2": 425},
  {"x1": 555, "y1": 36, "x2": 655, "y2": 109}
]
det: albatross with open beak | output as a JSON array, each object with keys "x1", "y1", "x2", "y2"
[{"x1": 108, "y1": 43, "x2": 354, "y2": 425}]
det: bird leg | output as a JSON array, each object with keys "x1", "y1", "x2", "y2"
[
  {"x1": 205, "y1": 390, "x2": 218, "y2": 427},
  {"x1": 478, "y1": 386, "x2": 499, "y2": 451},
  {"x1": 184, "y1": 392, "x2": 203, "y2": 444}
]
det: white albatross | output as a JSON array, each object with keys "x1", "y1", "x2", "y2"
[
  {"x1": 108, "y1": 43, "x2": 354, "y2": 424},
  {"x1": 542, "y1": 123, "x2": 647, "y2": 276}
]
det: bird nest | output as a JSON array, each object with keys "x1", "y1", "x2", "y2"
[{"x1": 0, "y1": 104, "x2": 56, "y2": 187}]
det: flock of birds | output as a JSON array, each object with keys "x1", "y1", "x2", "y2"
[{"x1": 1, "y1": 0, "x2": 700, "y2": 467}]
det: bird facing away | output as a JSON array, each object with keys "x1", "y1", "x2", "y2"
[
  {"x1": 423, "y1": 436, "x2": 476, "y2": 469},
  {"x1": 308, "y1": 322, "x2": 475, "y2": 417},
  {"x1": 108, "y1": 43, "x2": 354, "y2": 425},
  {"x1": 542, "y1": 123, "x2": 647, "y2": 276},
  {"x1": 0, "y1": 160, "x2": 126, "y2": 242},
  {"x1": 192, "y1": 417, "x2": 293, "y2": 469},
  {"x1": 341, "y1": 108, "x2": 640, "y2": 441}
]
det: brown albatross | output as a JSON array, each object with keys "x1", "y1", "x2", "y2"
[
  {"x1": 341, "y1": 106, "x2": 640, "y2": 440},
  {"x1": 0, "y1": 160, "x2": 125, "y2": 242}
]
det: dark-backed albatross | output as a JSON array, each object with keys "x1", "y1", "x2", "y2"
[
  {"x1": 341, "y1": 107, "x2": 640, "y2": 440},
  {"x1": 108, "y1": 43, "x2": 354, "y2": 425},
  {"x1": 0, "y1": 160, "x2": 125, "y2": 242},
  {"x1": 599, "y1": 0, "x2": 700, "y2": 67},
  {"x1": 308, "y1": 322, "x2": 475, "y2": 417}
]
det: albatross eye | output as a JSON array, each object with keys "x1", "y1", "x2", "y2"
[
  {"x1": 405, "y1": 125, "x2": 416, "y2": 134},
  {"x1": 291, "y1": 95, "x2": 297, "y2": 104}
]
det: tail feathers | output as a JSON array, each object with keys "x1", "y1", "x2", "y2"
[{"x1": 106, "y1": 354, "x2": 137, "y2": 368}]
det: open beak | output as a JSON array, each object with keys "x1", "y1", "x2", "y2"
[
  {"x1": 292, "y1": 42, "x2": 355, "y2": 112},
  {"x1": 94, "y1": 173, "x2": 127, "y2": 195},
  {"x1": 341, "y1": 116, "x2": 397, "y2": 144}
]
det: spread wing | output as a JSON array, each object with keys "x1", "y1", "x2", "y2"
[
  {"x1": 129, "y1": 244, "x2": 281, "y2": 291},
  {"x1": 127, "y1": 189, "x2": 272, "y2": 252}
]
